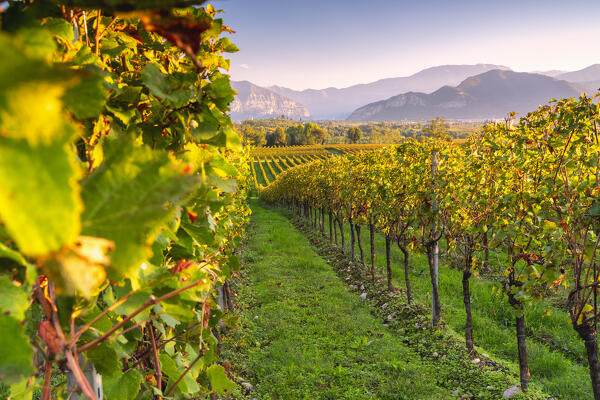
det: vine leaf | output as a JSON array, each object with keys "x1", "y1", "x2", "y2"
[
  {"x1": 159, "y1": 353, "x2": 199, "y2": 394},
  {"x1": 0, "y1": 127, "x2": 82, "y2": 256},
  {"x1": 0, "y1": 276, "x2": 29, "y2": 320},
  {"x1": 81, "y1": 136, "x2": 202, "y2": 281},
  {"x1": 206, "y1": 364, "x2": 234, "y2": 394},
  {"x1": 8, "y1": 377, "x2": 34, "y2": 400},
  {"x1": 0, "y1": 243, "x2": 36, "y2": 284},
  {"x1": 63, "y1": 73, "x2": 108, "y2": 119},
  {"x1": 42, "y1": 17, "x2": 75, "y2": 44},
  {"x1": 103, "y1": 369, "x2": 143, "y2": 400},
  {"x1": 86, "y1": 342, "x2": 119, "y2": 377},
  {"x1": 40, "y1": 236, "x2": 113, "y2": 297},
  {"x1": 0, "y1": 314, "x2": 34, "y2": 385},
  {"x1": 141, "y1": 63, "x2": 193, "y2": 107}
]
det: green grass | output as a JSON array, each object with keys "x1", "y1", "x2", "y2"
[
  {"x1": 324, "y1": 147, "x2": 344, "y2": 156},
  {"x1": 253, "y1": 161, "x2": 267, "y2": 186},
  {"x1": 223, "y1": 200, "x2": 452, "y2": 399},
  {"x1": 270, "y1": 158, "x2": 285, "y2": 174},
  {"x1": 260, "y1": 159, "x2": 276, "y2": 182},
  {"x1": 319, "y1": 212, "x2": 592, "y2": 400}
]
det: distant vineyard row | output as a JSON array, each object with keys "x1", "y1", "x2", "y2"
[{"x1": 250, "y1": 144, "x2": 388, "y2": 187}]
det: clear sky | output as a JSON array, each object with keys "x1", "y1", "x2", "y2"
[{"x1": 212, "y1": 0, "x2": 600, "y2": 90}]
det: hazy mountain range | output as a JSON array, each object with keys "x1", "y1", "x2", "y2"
[
  {"x1": 347, "y1": 70, "x2": 583, "y2": 121},
  {"x1": 230, "y1": 64, "x2": 600, "y2": 121},
  {"x1": 268, "y1": 64, "x2": 511, "y2": 119}
]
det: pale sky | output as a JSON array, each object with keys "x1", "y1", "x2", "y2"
[{"x1": 213, "y1": 0, "x2": 600, "y2": 90}]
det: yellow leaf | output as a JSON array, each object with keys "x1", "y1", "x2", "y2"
[
  {"x1": 41, "y1": 236, "x2": 113, "y2": 297},
  {"x1": 0, "y1": 83, "x2": 65, "y2": 146}
]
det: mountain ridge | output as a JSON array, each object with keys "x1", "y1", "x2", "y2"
[
  {"x1": 346, "y1": 70, "x2": 584, "y2": 122},
  {"x1": 268, "y1": 64, "x2": 511, "y2": 119}
]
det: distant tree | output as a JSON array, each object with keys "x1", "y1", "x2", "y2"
[
  {"x1": 246, "y1": 125, "x2": 266, "y2": 146},
  {"x1": 273, "y1": 126, "x2": 286, "y2": 146},
  {"x1": 303, "y1": 123, "x2": 326, "y2": 144},
  {"x1": 346, "y1": 126, "x2": 362, "y2": 143},
  {"x1": 371, "y1": 128, "x2": 383, "y2": 143},
  {"x1": 423, "y1": 117, "x2": 451, "y2": 141},
  {"x1": 286, "y1": 124, "x2": 303, "y2": 145},
  {"x1": 312, "y1": 126, "x2": 328, "y2": 144},
  {"x1": 265, "y1": 130, "x2": 275, "y2": 146}
]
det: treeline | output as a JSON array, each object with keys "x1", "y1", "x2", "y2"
[
  {"x1": 241, "y1": 122, "x2": 327, "y2": 146},
  {"x1": 236, "y1": 117, "x2": 482, "y2": 146},
  {"x1": 261, "y1": 95, "x2": 600, "y2": 399}
]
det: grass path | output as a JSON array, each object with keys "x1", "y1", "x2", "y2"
[{"x1": 223, "y1": 200, "x2": 451, "y2": 399}]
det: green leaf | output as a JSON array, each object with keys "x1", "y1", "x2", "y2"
[
  {"x1": 0, "y1": 314, "x2": 34, "y2": 385},
  {"x1": 206, "y1": 364, "x2": 234, "y2": 395},
  {"x1": 154, "y1": 305, "x2": 180, "y2": 328},
  {"x1": 588, "y1": 202, "x2": 600, "y2": 217},
  {"x1": 85, "y1": 342, "x2": 119, "y2": 377},
  {"x1": 141, "y1": 63, "x2": 192, "y2": 107},
  {"x1": 0, "y1": 127, "x2": 81, "y2": 256},
  {"x1": 0, "y1": 242, "x2": 36, "y2": 284},
  {"x1": 8, "y1": 377, "x2": 34, "y2": 400},
  {"x1": 16, "y1": 27, "x2": 56, "y2": 62},
  {"x1": 113, "y1": 290, "x2": 152, "y2": 323},
  {"x1": 103, "y1": 369, "x2": 143, "y2": 400},
  {"x1": 208, "y1": 73, "x2": 234, "y2": 111},
  {"x1": 43, "y1": 17, "x2": 75, "y2": 43},
  {"x1": 68, "y1": 46, "x2": 101, "y2": 66},
  {"x1": 0, "y1": 276, "x2": 29, "y2": 320},
  {"x1": 81, "y1": 137, "x2": 202, "y2": 279},
  {"x1": 160, "y1": 353, "x2": 186, "y2": 394},
  {"x1": 99, "y1": 36, "x2": 128, "y2": 58},
  {"x1": 208, "y1": 176, "x2": 237, "y2": 193},
  {"x1": 218, "y1": 37, "x2": 239, "y2": 53},
  {"x1": 141, "y1": 63, "x2": 171, "y2": 98},
  {"x1": 158, "y1": 351, "x2": 200, "y2": 395},
  {"x1": 181, "y1": 220, "x2": 215, "y2": 248},
  {"x1": 63, "y1": 73, "x2": 107, "y2": 119}
]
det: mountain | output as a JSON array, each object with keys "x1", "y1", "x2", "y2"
[
  {"x1": 269, "y1": 64, "x2": 511, "y2": 119},
  {"x1": 556, "y1": 64, "x2": 600, "y2": 82},
  {"x1": 346, "y1": 70, "x2": 584, "y2": 122},
  {"x1": 530, "y1": 70, "x2": 566, "y2": 77},
  {"x1": 230, "y1": 81, "x2": 310, "y2": 121},
  {"x1": 555, "y1": 65, "x2": 600, "y2": 93}
]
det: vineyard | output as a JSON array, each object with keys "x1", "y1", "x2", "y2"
[
  {"x1": 1, "y1": 1, "x2": 599, "y2": 399},
  {"x1": 261, "y1": 98, "x2": 600, "y2": 400},
  {"x1": 250, "y1": 144, "x2": 388, "y2": 187}
]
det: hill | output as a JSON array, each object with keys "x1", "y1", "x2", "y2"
[
  {"x1": 555, "y1": 65, "x2": 600, "y2": 93},
  {"x1": 346, "y1": 70, "x2": 583, "y2": 121}
]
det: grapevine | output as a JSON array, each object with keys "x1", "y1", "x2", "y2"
[{"x1": 0, "y1": 1, "x2": 249, "y2": 399}]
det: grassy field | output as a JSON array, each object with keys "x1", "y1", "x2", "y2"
[
  {"x1": 316, "y1": 212, "x2": 592, "y2": 399},
  {"x1": 223, "y1": 201, "x2": 454, "y2": 399}
]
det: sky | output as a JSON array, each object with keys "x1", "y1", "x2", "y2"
[{"x1": 212, "y1": 0, "x2": 600, "y2": 90}]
